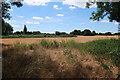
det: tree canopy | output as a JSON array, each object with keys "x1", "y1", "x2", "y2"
[
  {"x1": 2, "y1": 1, "x2": 23, "y2": 20},
  {"x1": 86, "y1": 2, "x2": 120, "y2": 22},
  {"x1": 2, "y1": 20, "x2": 13, "y2": 35}
]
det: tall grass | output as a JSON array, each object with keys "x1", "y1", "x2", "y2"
[{"x1": 40, "y1": 39, "x2": 59, "y2": 48}]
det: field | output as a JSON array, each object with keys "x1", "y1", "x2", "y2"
[
  {"x1": 1, "y1": 35, "x2": 120, "y2": 78},
  {"x1": 2, "y1": 35, "x2": 118, "y2": 45}
]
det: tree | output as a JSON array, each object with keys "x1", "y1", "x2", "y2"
[
  {"x1": 91, "y1": 31, "x2": 96, "y2": 36},
  {"x1": 1, "y1": 1, "x2": 23, "y2": 35},
  {"x1": 70, "y1": 29, "x2": 82, "y2": 35},
  {"x1": 55, "y1": 31, "x2": 61, "y2": 35},
  {"x1": 105, "y1": 32, "x2": 112, "y2": 35},
  {"x1": 33, "y1": 31, "x2": 41, "y2": 35},
  {"x1": 82, "y1": 29, "x2": 92, "y2": 36},
  {"x1": 2, "y1": 1, "x2": 23, "y2": 20},
  {"x1": 86, "y1": 2, "x2": 120, "y2": 22},
  {"x1": 23, "y1": 25, "x2": 27, "y2": 34},
  {"x1": 2, "y1": 21, "x2": 13, "y2": 35}
]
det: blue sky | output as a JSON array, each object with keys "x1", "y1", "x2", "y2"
[{"x1": 6, "y1": 0, "x2": 119, "y2": 33}]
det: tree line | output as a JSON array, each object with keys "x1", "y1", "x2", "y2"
[{"x1": 2, "y1": 24, "x2": 119, "y2": 36}]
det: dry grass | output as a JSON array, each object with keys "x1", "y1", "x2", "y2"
[
  {"x1": 2, "y1": 44, "x2": 117, "y2": 78},
  {"x1": 1, "y1": 35, "x2": 118, "y2": 45}
]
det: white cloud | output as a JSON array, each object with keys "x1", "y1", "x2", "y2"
[
  {"x1": 25, "y1": 21, "x2": 40, "y2": 24},
  {"x1": 114, "y1": 22, "x2": 119, "y2": 25},
  {"x1": 53, "y1": 5, "x2": 62, "y2": 9},
  {"x1": 26, "y1": 21, "x2": 33, "y2": 24},
  {"x1": 53, "y1": 5, "x2": 58, "y2": 8},
  {"x1": 32, "y1": 17, "x2": 43, "y2": 20},
  {"x1": 69, "y1": 6, "x2": 76, "y2": 9},
  {"x1": 57, "y1": 14, "x2": 64, "y2": 17},
  {"x1": 24, "y1": 0, "x2": 51, "y2": 6},
  {"x1": 45, "y1": 16, "x2": 52, "y2": 19},
  {"x1": 91, "y1": 21, "x2": 97, "y2": 23},
  {"x1": 12, "y1": 25, "x2": 20, "y2": 27},
  {"x1": 18, "y1": 16, "x2": 24, "y2": 18},
  {"x1": 34, "y1": 22, "x2": 40, "y2": 24},
  {"x1": 63, "y1": 0, "x2": 96, "y2": 8},
  {"x1": 7, "y1": 20, "x2": 16, "y2": 23},
  {"x1": 80, "y1": 22, "x2": 85, "y2": 24},
  {"x1": 8, "y1": 9, "x2": 13, "y2": 11},
  {"x1": 101, "y1": 20, "x2": 109, "y2": 23},
  {"x1": 23, "y1": 0, "x2": 96, "y2": 8}
]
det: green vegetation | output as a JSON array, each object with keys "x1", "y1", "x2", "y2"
[
  {"x1": 86, "y1": 2, "x2": 120, "y2": 22},
  {"x1": 60, "y1": 39, "x2": 120, "y2": 67},
  {"x1": 40, "y1": 39, "x2": 59, "y2": 48},
  {"x1": 2, "y1": 34, "x2": 76, "y2": 38},
  {"x1": 2, "y1": 21, "x2": 13, "y2": 35},
  {"x1": 2, "y1": 28, "x2": 119, "y2": 38}
]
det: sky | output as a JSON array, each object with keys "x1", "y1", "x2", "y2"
[{"x1": 5, "y1": 0, "x2": 119, "y2": 33}]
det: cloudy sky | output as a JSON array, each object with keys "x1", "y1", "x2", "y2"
[{"x1": 6, "y1": 0, "x2": 118, "y2": 33}]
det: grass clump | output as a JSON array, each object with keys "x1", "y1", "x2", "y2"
[
  {"x1": 14, "y1": 42, "x2": 28, "y2": 50},
  {"x1": 29, "y1": 43, "x2": 38, "y2": 50},
  {"x1": 40, "y1": 39, "x2": 59, "y2": 48}
]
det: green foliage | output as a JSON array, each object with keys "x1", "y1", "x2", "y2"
[
  {"x1": 14, "y1": 42, "x2": 28, "y2": 50},
  {"x1": 83, "y1": 29, "x2": 92, "y2": 36},
  {"x1": 2, "y1": 34, "x2": 76, "y2": 38},
  {"x1": 40, "y1": 39, "x2": 59, "y2": 48},
  {"x1": 53, "y1": 40, "x2": 59, "y2": 48},
  {"x1": 60, "y1": 38, "x2": 120, "y2": 67},
  {"x1": 2, "y1": 2, "x2": 23, "y2": 20},
  {"x1": 70, "y1": 29, "x2": 82, "y2": 35},
  {"x1": 86, "y1": 2, "x2": 120, "y2": 22},
  {"x1": 2, "y1": 21, "x2": 13, "y2": 35},
  {"x1": 55, "y1": 31, "x2": 67, "y2": 35},
  {"x1": 29, "y1": 44, "x2": 38, "y2": 50},
  {"x1": 32, "y1": 31, "x2": 41, "y2": 35}
]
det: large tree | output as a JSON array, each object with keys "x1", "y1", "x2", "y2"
[
  {"x1": 2, "y1": 1, "x2": 23, "y2": 20},
  {"x1": 86, "y1": 2, "x2": 120, "y2": 22},
  {"x1": 1, "y1": 1, "x2": 23, "y2": 35},
  {"x1": 2, "y1": 20, "x2": 13, "y2": 35}
]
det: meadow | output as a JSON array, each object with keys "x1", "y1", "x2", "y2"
[{"x1": 2, "y1": 36, "x2": 120, "y2": 78}]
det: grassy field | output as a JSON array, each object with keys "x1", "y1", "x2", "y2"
[{"x1": 2, "y1": 36, "x2": 120, "y2": 78}]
